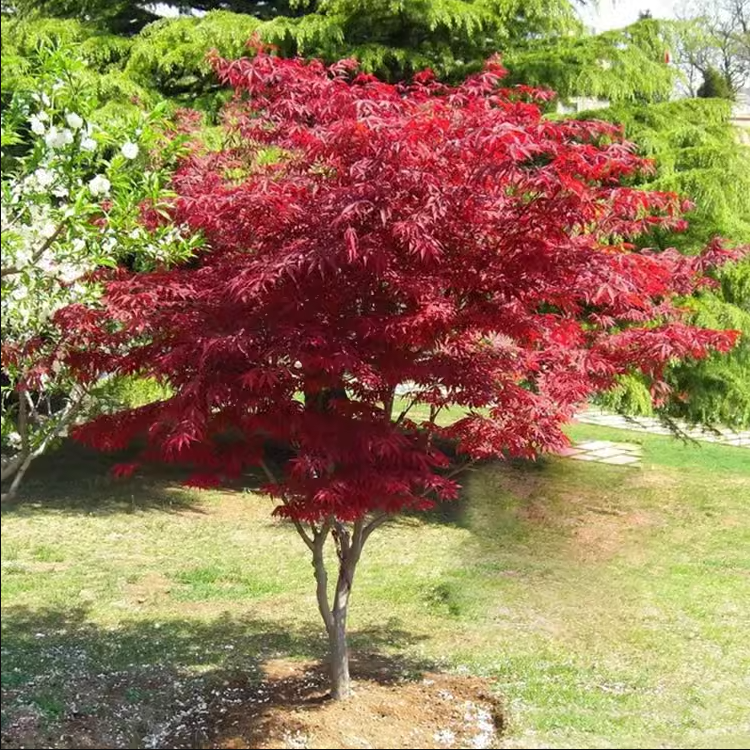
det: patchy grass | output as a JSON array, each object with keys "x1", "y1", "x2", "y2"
[{"x1": 1, "y1": 426, "x2": 749, "y2": 748}]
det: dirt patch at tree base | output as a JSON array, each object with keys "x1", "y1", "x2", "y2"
[
  {"x1": 1, "y1": 649, "x2": 503, "y2": 750},
  {"x1": 192, "y1": 657, "x2": 503, "y2": 749}
]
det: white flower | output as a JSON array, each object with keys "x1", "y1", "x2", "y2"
[
  {"x1": 40, "y1": 222, "x2": 58, "y2": 239},
  {"x1": 44, "y1": 127, "x2": 74, "y2": 149},
  {"x1": 10, "y1": 286, "x2": 28, "y2": 301},
  {"x1": 29, "y1": 115, "x2": 46, "y2": 135},
  {"x1": 34, "y1": 168, "x2": 56, "y2": 188},
  {"x1": 120, "y1": 142, "x2": 139, "y2": 160},
  {"x1": 81, "y1": 136, "x2": 97, "y2": 152},
  {"x1": 38, "y1": 255, "x2": 57, "y2": 273},
  {"x1": 44, "y1": 127, "x2": 60, "y2": 148},
  {"x1": 59, "y1": 264, "x2": 81, "y2": 283},
  {"x1": 88, "y1": 174, "x2": 111, "y2": 196},
  {"x1": 52, "y1": 185, "x2": 69, "y2": 198},
  {"x1": 65, "y1": 112, "x2": 84, "y2": 130},
  {"x1": 71, "y1": 238, "x2": 86, "y2": 253},
  {"x1": 41, "y1": 93, "x2": 51, "y2": 107}
]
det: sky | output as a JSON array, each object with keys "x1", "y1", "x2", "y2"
[{"x1": 579, "y1": 0, "x2": 679, "y2": 32}]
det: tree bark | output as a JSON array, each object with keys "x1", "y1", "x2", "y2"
[
  {"x1": 1, "y1": 393, "x2": 28, "y2": 489},
  {"x1": 309, "y1": 518, "x2": 365, "y2": 700},
  {"x1": 329, "y1": 590, "x2": 351, "y2": 700},
  {"x1": 1, "y1": 392, "x2": 83, "y2": 500}
]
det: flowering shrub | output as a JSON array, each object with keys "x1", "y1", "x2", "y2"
[{"x1": 1, "y1": 44, "x2": 200, "y2": 497}]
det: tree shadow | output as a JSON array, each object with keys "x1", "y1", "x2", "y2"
[
  {"x1": 410, "y1": 455, "x2": 557, "y2": 531},
  {"x1": 1, "y1": 606, "x2": 433, "y2": 749},
  {"x1": 1, "y1": 440, "x2": 205, "y2": 517}
]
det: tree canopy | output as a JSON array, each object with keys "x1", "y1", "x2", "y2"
[
  {"x1": 672, "y1": 0, "x2": 750, "y2": 97},
  {"x1": 697, "y1": 65, "x2": 735, "y2": 98},
  {"x1": 56, "y1": 50, "x2": 741, "y2": 697},
  {"x1": 3, "y1": 2, "x2": 678, "y2": 106}
]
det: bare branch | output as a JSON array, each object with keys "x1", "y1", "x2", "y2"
[
  {"x1": 442, "y1": 459, "x2": 477, "y2": 481},
  {"x1": 332, "y1": 519, "x2": 351, "y2": 561},
  {"x1": 2, "y1": 393, "x2": 84, "y2": 500},
  {"x1": 259, "y1": 458, "x2": 279, "y2": 485},
  {"x1": 393, "y1": 397, "x2": 418, "y2": 425},
  {"x1": 0, "y1": 454, "x2": 23, "y2": 484},
  {"x1": 259, "y1": 458, "x2": 315, "y2": 550},
  {"x1": 383, "y1": 386, "x2": 396, "y2": 422},
  {"x1": 428, "y1": 403, "x2": 445, "y2": 426},
  {"x1": 362, "y1": 511, "x2": 392, "y2": 541},
  {"x1": 291, "y1": 518, "x2": 315, "y2": 551},
  {"x1": 19, "y1": 392, "x2": 30, "y2": 455},
  {"x1": 311, "y1": 520, "x2": 334, "y2": 634}
]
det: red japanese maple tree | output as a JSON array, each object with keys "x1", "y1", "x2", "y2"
[{"x1": 56, "y1": 48, "x2": 741, "y2": 699}]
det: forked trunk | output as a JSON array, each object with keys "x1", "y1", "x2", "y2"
[{"x1": 310, "y1": 518, "x2": 363, "y2": 700}]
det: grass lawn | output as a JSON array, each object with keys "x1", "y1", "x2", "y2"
[{"x1": 1, "y1": 423, "x2": 749, "y2": 748}]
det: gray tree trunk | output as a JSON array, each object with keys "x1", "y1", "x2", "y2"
[
  {"x1": 310, "y1": 518, "x2": 365, "y2": 700},
  {"x1": 329, "y1": 582, "x2": 352, "y2": 699}
]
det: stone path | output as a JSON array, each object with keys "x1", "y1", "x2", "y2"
[
  {"x1": 560, "y1": 440, "x2": 643, "y2": 466},
  {"x1": 559, "y1": 407, "x2": 750, "y2": 467},
  {"x1": 577, "y1": 407, "x2": 750, "y2": 449}
]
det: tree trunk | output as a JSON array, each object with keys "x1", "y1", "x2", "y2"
[
  {"x1": 1, "y1": 392, "x2": 83, "y2": 500},
  {"x1": 1, "y1": 453, "x2": 24, "y2": 484},
  {"x1": 329, "y1": 592, "x2": 351, "y2": 700},
  {"x1": 309, "y1": 518, "x2": 364, "y2": 700}
]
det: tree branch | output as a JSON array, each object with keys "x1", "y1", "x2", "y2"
[
  {"x1": 259, "y1": 458, "x2": 315, "y2": 551},
  {"x1": 1, "y1": 223, "x2": 67, "y2": 278},
  {"x1": 312, "y1": 517, "x2": 334, "y2": 634},
  {"x1": 2, "y1": 392, "x2": 84, "y2": 500},
  {"x1": 0, "y1": 454, "x2": 24, "y2": 484},
  {"x1": 393, "y1": 396, "x2": 418, "y2": 425},
  {"x1": 428, "y1": 403, "x2": 444, "y2": 426},
  {"x1": 442, "y1": 459, "x2": 477, "y2": 481},
  {"x1": 383, "y1": 386, "x2": 396, "y2": 422},
  {"x1": 362, "y1": 511, "x2": 392, "y2": 541}
]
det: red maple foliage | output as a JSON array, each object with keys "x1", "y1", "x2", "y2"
[{"x1": 54, "y1": 48, "x2": 741, "y2": 698}]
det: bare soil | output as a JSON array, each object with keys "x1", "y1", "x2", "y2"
[
  {"x1": 1, "y1": 656, "x2": 503, "y2": 750},
  {"x1": 190, "y1": 657, "x2": 502, "y2": 749}
]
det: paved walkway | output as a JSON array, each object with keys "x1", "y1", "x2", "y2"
[
  {"x1": 577, "y1": 407, "x2": 750, "y2": 449},
  {"x1": 560, "y1": 440, "x2": 643, "y2": 465},
  {"x1": 560, "y1": 408, "x2": 749, "y2": 467}
]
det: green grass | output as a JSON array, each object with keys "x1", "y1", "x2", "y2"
[{"x1": 1, "y1": 425, "x2": 749, "y2": 748}]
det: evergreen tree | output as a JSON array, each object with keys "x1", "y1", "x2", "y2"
[
  {"x1": 697, "y1": 65, "x2": 735, "y2": 99},
  {"x1": 577, "y1": 98, "x2": 750, "y2": 427},
  {"x1": 2, "y1": 6, "x2": 680, "y2": 107},
  {"x1": 505, "y1": 18, "x2": 677, "y2": 104},
  {"x1": 6, "y1": 1, "x2": 583, "y2": 83}
]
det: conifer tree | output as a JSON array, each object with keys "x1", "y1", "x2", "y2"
[{"x1": 577, "y1": 98, "x2": 750, "y2": 427}]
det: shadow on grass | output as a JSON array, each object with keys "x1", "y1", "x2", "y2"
[
  {"x1": 1, "y1": 440, "x2": 208, "y2": 517},
  {"x1": 2, "y1": 441, "x2": 297, "y2": 518},
  {"x1": 410, "y1": 455, "x2": 561, "y2": 531},
  {"x1": 1, "y1": 606, "x2": 433, "y2": 749}
]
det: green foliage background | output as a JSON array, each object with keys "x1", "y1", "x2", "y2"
[{"x1": 576, "y1": 99, "x2": 750, "y2": 427}]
